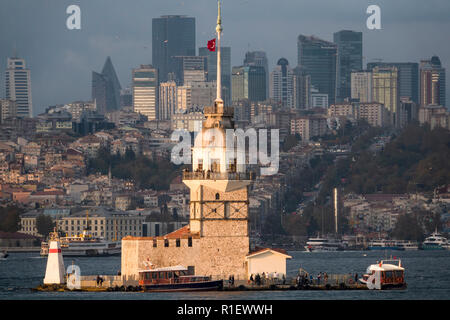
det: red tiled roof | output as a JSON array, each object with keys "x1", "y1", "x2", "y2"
[{"x1": 122, "y1": 225, "x2": 199, "y2": 241}]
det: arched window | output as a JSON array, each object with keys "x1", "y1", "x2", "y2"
[{"x1": 215, "y1": 193, "x2": 220, "y2": 200}]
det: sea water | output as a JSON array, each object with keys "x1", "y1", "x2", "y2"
[{"x1": 1, "y1": 250, "x2": 449, "y2": 300}]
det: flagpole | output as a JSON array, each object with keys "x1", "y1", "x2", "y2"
[{"x1": 215, "y1": 0, "x2": 223, "y2": 104}]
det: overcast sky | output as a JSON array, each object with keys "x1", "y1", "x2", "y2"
[{"x1": 1, "y1": 0, "x2": 449, "y2": 115}]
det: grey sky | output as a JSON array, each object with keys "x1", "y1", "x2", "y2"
[{"x1": 1, "y1": 0, "x2": 449, "y2": 115}]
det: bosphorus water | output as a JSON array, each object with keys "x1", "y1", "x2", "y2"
[{"x1": 1, "y1": 250, "x2": 449, "y2": 300}]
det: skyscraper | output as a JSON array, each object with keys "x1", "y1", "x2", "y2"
[
  {"x1": 351, "y1": 71, "x2": 372, "y2": 102},
  {"x1": 152, "y1": 15, "x2": 196, "y2": 83},
  {"x1": 244, "y1": 51, "x2": 269, "y2": 99},
  {"x1": 199, "y1": 46, "x2": 231, "y2": 106},
  {"x1": 159, "y1": 81, "x2": 177, "y2": 120},
  {"x1": 372, "y1": 66, "x2": 399, "y2": 126},
  {"x1": 270, "y1": 58, "x2": 294, "y2": 108},
  {"x1": 333, "y1": 30, "x2": 363, "y2": 102},
  {"x1": 298, "y1": 35, "x2": 337, "y2": 105},
  {"x1": 173, "y1": 56, "x2": 207, "y2": 84},
  {"x1": 231, "y1": 66, "x2": 266, "y2": 103},
  {"x1": 132, "y1": 65, "x2": 158, "y2": 120},
  {"x1": 367, "y1": 62, "x2": 419, "y2": 104},
  {"x1": 5, "y1": 56, "x2": 32, "y2": 117},
  {"x1": 92, "y1": 56, "x2": 122, "y2": 114},
  {"x1": 420, "y1": 56, "x2": 446, "y2": 107},
  {"x1": 292, "y1": 66, "x2": 311, "y2": 109}
]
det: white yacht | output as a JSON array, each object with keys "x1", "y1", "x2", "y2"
[
  {"x1": 304, "y1": 237, "x2": 345, "y2": 252},
  {"x1": 0, "y1": 250, "x2": 8, "y2": 259},
  {"x1": 422, "y1": 232, "x2": 450, "y2": 250}
]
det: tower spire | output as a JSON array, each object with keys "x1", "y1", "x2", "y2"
[{"x1": 215, "y1": 0, "x2": 223, "y2": 104}]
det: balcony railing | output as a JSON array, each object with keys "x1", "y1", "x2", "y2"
[{"x1": 182, "y1": 170, "x2": 254, "y2": 181}]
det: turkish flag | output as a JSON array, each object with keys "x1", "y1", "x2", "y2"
[{"x1": 207, "y1": 39, "x2": 216, "y2": 52}]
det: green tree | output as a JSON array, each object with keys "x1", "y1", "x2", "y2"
[
  {"x1": 0, "y1": 206, "x2": 22, "y2": 232},
  {"x1": 35, "y1": 214, "x2": 55, "y2": 238},
  {"x1": 390, "y1": 213, "x2": 424, "y2": 241}
]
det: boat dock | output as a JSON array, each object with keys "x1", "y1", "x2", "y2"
[{"x1": 34, "y1": 274, "x2": 369, "y2": 292}]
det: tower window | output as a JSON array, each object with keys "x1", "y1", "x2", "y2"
[
  {"x1": 215, "y1": 193, "x2": 220, "y2": 200},
  {"x1": 164, "y1": 239, "x2": 169, "y2": 247},
  {"x1": 188, "y1": 237, "x2": 192, "y2": 247}
]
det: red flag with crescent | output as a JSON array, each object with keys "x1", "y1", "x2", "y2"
[{"x1": 207, "y1": 38, "x2": 216, "y2": 52}]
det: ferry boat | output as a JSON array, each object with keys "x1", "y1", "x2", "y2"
[
  {"x1": 41, "y1": 211, "x2": 121, "y2": 257},
  {"x1": 395, "y1": 240, "x2": 419, "y2": 251},
  {"x1": 138, "y1": 265, "x2": 223, "y2": 292},
  {"x1": 304, "y1": 237, "x2": 345, "y2": 252},
  {"x1": 40, "y1": 230, "x2": 121, "y2": 257},
  {"x1": 422, "y1": 232, "x2": 450, "y2": 250},
  {"x1": 359, "y1": 258, "x2": 406, "y2": 290},
  {"x1": 367, "y1": 239, "x2": 403, "y2": 250}
]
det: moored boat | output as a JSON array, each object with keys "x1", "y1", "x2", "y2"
[
  {"x1": 367, "y1": 239, "x2": 403, "y2": 251},
  {"x1": 422, "y1": 232, "x2": 450, "y2": 250},
  {"x1": 395, "y1": 240, "x2": 419, "y2": 251},
  {"x1": 359, "y1": 258, "x2": 406, "y2": 290},
  {"x1": 40, "y1": 229, "x2": 121, "y2": 257},
  {"x1": 138, "y1": 265, "x2": 223, "y2": 292},
  {"x1": 304, "y1": 237, "x2": 345, "y2": 252},
  {"x1": 0, "y1": 250, "x2": 8, "y2": 259}
]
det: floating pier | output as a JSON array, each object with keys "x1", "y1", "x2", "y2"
[{"x1": 34, "y1": 276, "x2": 368, "y2": 292}]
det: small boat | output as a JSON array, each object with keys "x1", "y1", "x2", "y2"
[
  {"x1": 304, "y1": 236, "x2": 345, "y2": 252},
  {"x1": 367, "y1": 239, "x2": 403, "y2": 251},
  {"x1": 422, "y1": 232, "x2": 450, "y2": 250},
  {"x1": 0, "y1": 251, "x2": 8, "y2": 259},
  {"x1": 138, "y1": 265, "x2": 223, "y2": 292},
  {"x1": 359, "y1": 258, "x2": 406, "y2": 290}
]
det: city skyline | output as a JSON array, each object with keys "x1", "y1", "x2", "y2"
[{"x1": 0, "y1": 0, "x2": 449, "y2": 115}]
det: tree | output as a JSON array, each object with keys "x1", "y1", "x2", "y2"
[
  {"x1": 390, "y1": 213, "x2": 424, "y2": 241},
  {"x1": 0, "y1": 206, "x2": 22, "y2": 232},
  {"x1": 35, "y1": 214, "x2": 55, "y2": 238}
]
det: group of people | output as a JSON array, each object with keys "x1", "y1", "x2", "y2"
[{"x1": 249, "y1": 272, "x2": 286, "y2": 286}]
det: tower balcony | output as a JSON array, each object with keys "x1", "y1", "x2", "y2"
[
  {"x1": 203, "y1": 106, "x2": 234, "y2": 116},
  {"x1": 182, "y1": 169, "x2": 254, "y2": 181}
]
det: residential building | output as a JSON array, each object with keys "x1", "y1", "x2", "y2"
[
  {"x1": 351, "y1": 71, "x2": 372, "y2": 102},
  {"x1": 372, "y1": 66, "x2": 399, "y2": 126}
]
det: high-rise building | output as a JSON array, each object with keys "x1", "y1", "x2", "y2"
[
  {"x1": 297, "y1": 35, "x2": 337, "y2": 105},
  {"x1": 333, "y1": 30, "x2": 363, "y2": 102},
  {"x1": 159, "y1": 81, "x2": 177, "y2": 120},
  {"x1": 199, "y1": 46, "x2": 231, "y2": 106},
  {"x1": 270, "y1": 58, "x2": 294, "y2": 108},
  {"x1": 420, "y1": 56, "x2": 446, "y2": 107},
  {"x1": 244, "y1": 51, "x2": 269, "y2": 99},
  {"x1": 120, "y1": 87, "x2": 133, "y2": 108},
  {"x1": 0, "y1": 99, "x2": 17, "y2": 123},
  {"x1": 231, "y1": 66, "x2": 266, "y2": 103},
  {"x1": 367, "y1": 62, "x2": 418, "y2": 103},
  {"x1": 177, "y1": 82, "x2": 217, "y2": 111},
  {"x1": 292, "y1": 66, "x2": 311, "y2": 110},
  {"x1": 152, "y1": 15, "x2": 196, "y2": 83},
  {"x1": 92, "y1": 57, "x2": 122, "y2": 114},
  {"x1": 132, "y1": 65, "x2": 158, "y2": 120},
  {"x1": 173, "y1": 56, "x2": 207, "y2": 84},
  {"x1": 5, "y1": 56, "x2": 32, "y2": 117},
  {"x1": 351, "y1": 71, "x2": 372, "y2": 102},
  {"x1": 372, "y1": 66, "x2": 399, "y2": 126}
]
